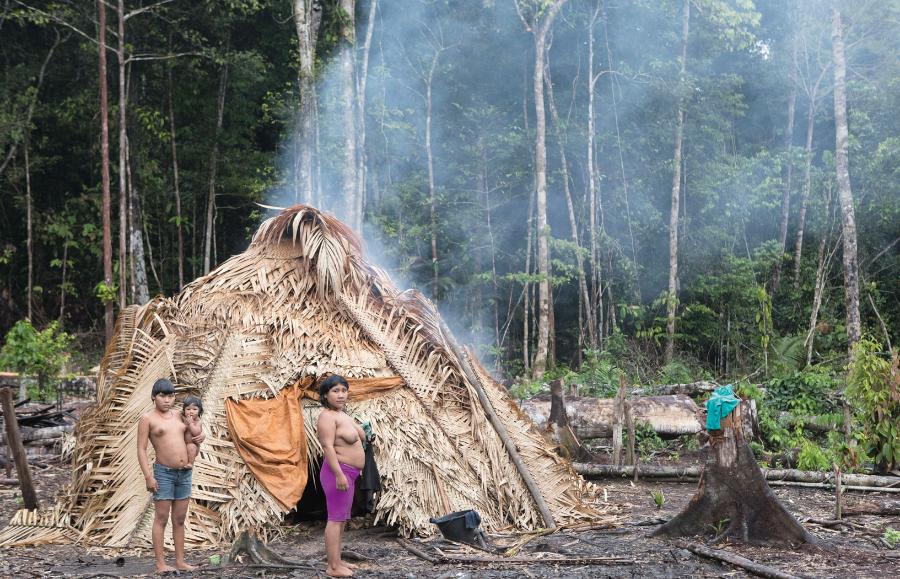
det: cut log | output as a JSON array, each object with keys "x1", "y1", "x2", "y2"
[
  {"x1": 574, "y1": 464, "x2": 900, "y2": 489},
  {"x1": 0, "y1": 424, "x2": 73, "y2": 444},
  {"x1": 520, "y1": 394, "x2": 701, "y2": 439},
  {"x1": 649, "y1": 381, "x2": 718, "y2": 397},
  {"x1": 651, "y1": 404, "x2": 817, "y2": 546},
  {"x1": 843, "y1": 499, "x2": 900, "y2": 516},
  {"x1": 678, "y1": 541, "x2": 802, "y2": 579}
]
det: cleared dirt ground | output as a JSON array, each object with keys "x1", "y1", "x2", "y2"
[{"x1": 2, "y1": 457, "x2": 898, "y2": 578}]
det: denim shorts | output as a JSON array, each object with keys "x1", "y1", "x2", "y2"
[{"x1": 152, "y1": 463, "x2": 192, "y2": 501}]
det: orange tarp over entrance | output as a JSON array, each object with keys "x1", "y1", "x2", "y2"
[{"x1": 224, "y1": 375, "x2": 403, "y2": 510}]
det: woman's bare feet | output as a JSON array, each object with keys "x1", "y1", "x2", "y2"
[
  {"x1": 326, "y1": 565, "x2": 353, "y2": 577},
  {"x1": 155, "y1": 563, "x2": 176, "y2": 574},
  {"x1": 344, "y1": 561, "x2": 358, "y2": 569},
  {"x1": 175, "y1": 561, "x2": 196, "y2": 571}
]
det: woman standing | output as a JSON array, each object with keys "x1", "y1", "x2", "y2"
[{"x1": 316, "y1": 375, "x2": 366, "y2": 577}]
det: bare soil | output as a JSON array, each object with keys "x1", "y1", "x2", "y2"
[{"x1": 1, "y1": 456, "x2": 898, "y2": 578}]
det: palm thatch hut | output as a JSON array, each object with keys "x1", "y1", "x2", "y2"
[{"x1": 0, "y1": 205, "x2": 612, "y2": 549}]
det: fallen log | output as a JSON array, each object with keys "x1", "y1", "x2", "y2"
[
  {"x1": 574, "y1": 463, "x2": 900, "y2": 489},
  {"x1": 843, "y1": 499, "x2": 900, "y2": 516},
  {"x1": 677, "y1": 541, "x2": 804, "y2": 579},
  {"x1": 1, "y1": 478, "x2": 19, "y2": 485},
  {"x1": 0, "y1": 424, "x2": 73, "y2": 444},
  {"x1": 520, "y1": 394, "x2": 701, "y2": 439},
  {"x1": 646, "y1": 381, "x2": 718, "y2": 397}
]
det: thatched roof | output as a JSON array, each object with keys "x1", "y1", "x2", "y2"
[{"x1": 0, "y1": 205, "x2": 614, "y2": 549}]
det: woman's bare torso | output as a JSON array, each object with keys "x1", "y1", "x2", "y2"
[{"x1": 326, "y1": 411, "x2": 365, "y2": 469}]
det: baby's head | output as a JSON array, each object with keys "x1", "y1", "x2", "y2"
[{"x1": 182, "y1": 396, "x2": 203, "y2": 418}]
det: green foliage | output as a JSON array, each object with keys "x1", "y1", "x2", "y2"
[
  {"x1": 796, "y1": 440, "x2": 833, "y2": 472},
  {"x1": 0, "y1": 320, "x2": 72, "y2": 399},
  {"x1": 650, "y1": 490, "x2": 665, "y2": 510},
  {"x1": 884, "y1": 528, "x2": 900, "y2": 549},
  {"x1": 766, "y1": 367, "x2": 840, "y2": 417},
  {"x1": 509, "y1": 379, "x2": 547, "y2": 400},
  {"x1": 846, "y1": 340, "x2": 900, "y2": 473},
  {"x1": 577, "y1": 349, "x2": 624, "y2": 397},
  {"x1": 634, "y1": 422, "x2": 666, "y2": 460},
  {"x1": 94, "y1": 281, "x2": 118, "y2": 305}
]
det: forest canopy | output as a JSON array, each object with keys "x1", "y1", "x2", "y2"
[{"x1": 1, "y1": 0, "x2": 898, "y2": 393}]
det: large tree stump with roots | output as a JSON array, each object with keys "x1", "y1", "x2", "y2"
[{"x1": 652, "y1": 404, "x2": 818, "y2": 546}]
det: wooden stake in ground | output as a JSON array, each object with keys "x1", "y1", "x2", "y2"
[
  {"x1": 611, "y1": 378, "x2": 626, "y2": 467},
  {"x1": 652, "y1": 403, "x2": 816, "y2": 545},
  {"x1": 0, "y1": 387, "x2": 39, "y2": 510},
  {"x1": 834, "y1": 465, "x2": 843, "y2": 520}
]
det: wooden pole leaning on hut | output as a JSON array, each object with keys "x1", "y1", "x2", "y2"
[
  {"x1": 652, "y1": 400, "x2": 817, "y2": 546},
  {"x1": 438, "y1": 320, "x2": 557, "y2": 530},
  {"x1": 0, "y1": 386, "x2": 39, "y2": 510}
]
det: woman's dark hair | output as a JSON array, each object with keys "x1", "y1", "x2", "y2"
[
  {"x1": 182, "y1": 396, "x2": 204, "y2": 416},
  {"x1": 318, "y1": 374, "x2": 349, "y2": 409}
]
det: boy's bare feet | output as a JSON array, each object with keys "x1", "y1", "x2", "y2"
[
  {"x1": 156, "y1": 563, "x2": 177, "y2": 574},
  {"x1": 344, "y1": 561, "x2": 358, "y2": 569},
  {"x1": 326, "y1": 565, "x2": 353, "y2": 577},
  {"x1": 175, "y1": 561, "x2": 196, "y2": 571}
]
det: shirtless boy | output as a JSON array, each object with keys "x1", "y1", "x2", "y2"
[
  {"x1": 137, "y1": 378, "x2": 205, "y2": 574},
  {"x1": 316, "y1": 375, "x2": 366, "y2": 577}
]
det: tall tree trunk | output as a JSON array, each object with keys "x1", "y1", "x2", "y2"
[
  {"x1": 665, "y1": 0, "x2": 690, "y2": 364},
  {"x1": 602, "y1": 6, "x2": 639, "y2": 302},
  {"x1": 117, "y1": 0, "x2": 127, "y2": 308},
  {"x1": 167, "y1": 63, "x2": 184, "y2": 290},
  {"x1": 425, "y1": 45, "x2": 443, "y2": 299},
  {"x1": 792, "y1": 92, "x2": 817, "y2": 289},
  {"x1": 587, "y1": 6, "x2": 602, "y2": 346},
  {"x1": 293, "y1": 0, "x2": 322, "y2": 204},
  {"x1": 831, "y1": 9, "x2": 861, "y2": 349},
  {"x1": 545, "y1": 53, "x2": 594, "y2": 348},
  {"x1": 98, "y1": 0, "x2": 114, "y2": 342},
  {"x1": 204, "y1": 64, "x2": 228, "y2": 275},
  {"x1": 480, "y1": 151, "x2": 501, "y2": 359},
  {"x1": 772, "y1": 34, "x2": 798, "y2": 293},
  {"x1": 126, "y1": 138, "x2": 149, "y2": 304},
  {"x1": 523, "y1": 187, "x2": 535, "y2": 372},
  {"x1": 806, "y1": 186, "x2": 837, "y2": 366},
  {"x1": 338, "y1": 0, "x2": 359, "y2": 230},
  {"x1": 355, "y1": 0, "x2": 377, "y2": 228},
  {"x1": 25, "y1": 138, "x2": 33, "y2": 321},
  {"x1": 530, "y1": 0, "x2": 567, "y2": 380}
]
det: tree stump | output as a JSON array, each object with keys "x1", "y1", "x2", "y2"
[
  {"x1": 547, "y1": 379, "x2": 586, "y2": 460},
  {"x1": 652, "y1": 404, "x2": 817, "y2": 546}
]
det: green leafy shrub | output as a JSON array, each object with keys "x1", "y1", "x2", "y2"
[
  {"x1": 846, "y1": 340, "x2": 900, "y2": 473},
  {"x1": 796, "y1": 439, "x2": 832, "y2": 471},
  {"x1": 884, "y1": 528, "x2": 900, "y2": 549},
  {"x1": 0, "y1": 320, "x2": 72, "y2": 401},
  {"x1": 766, "y1": 366, "x2": 840, "y2": 416},
  {"x1": 634, "y1": 422, "x2": 666, "y2": 460},
  {"x1": 650, "y1": 490, "x2": 665, "y2": 510}
]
